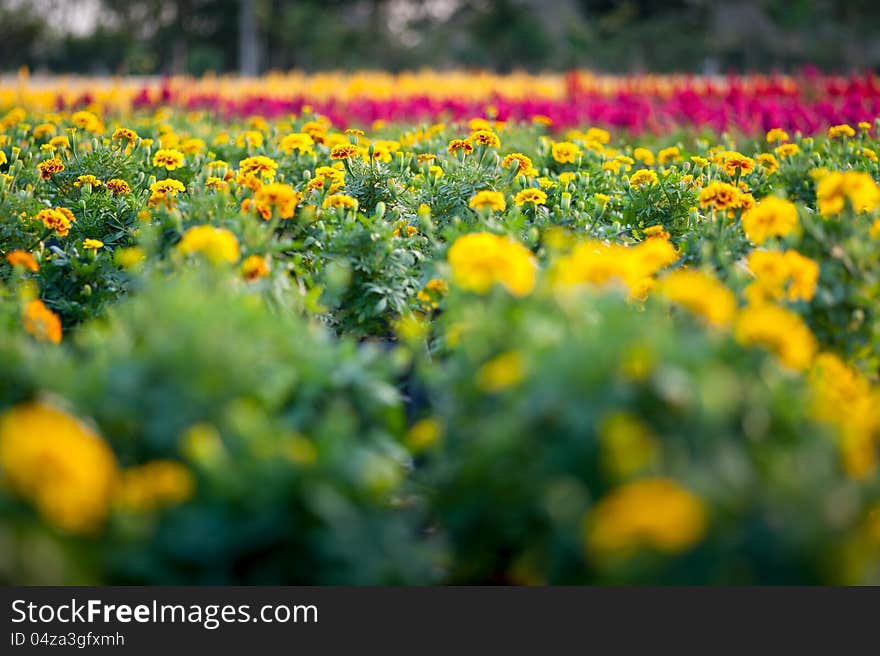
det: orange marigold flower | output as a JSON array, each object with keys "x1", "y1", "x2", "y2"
[
  {"x1": 37, "y1": 157, "x2": 65, "y2": 179},
  {"x1": 238, "y1": 155, "x2": 278, "y2": 179},
  {"x1": 106, "y1": 178, "x2": 131, "y2": 195},
  {"x1": 22, "y1": 299, "x2": 62, "y2": 344},
  {"x1": 111, "y1": 127, "x2": 138, "y2": 144},
  {"x1": 470, "y1": 129, "x2": 500, "y2": 148},
  {"x1": 253, "y1": 183, "x2": 302, "y2": 220},
  {"x1": 5, "y1": 250, "x2": 39, "y2": 272},
  {"x1": 501, "y1": 153, "x2": 534, "y2": 175},
  {"x1": 447, "y1": 139, "x2": 474, "y2": 156},
  {"x1": 698, "y1": 181, "x2": 742, "y2": 211},
  {"x1": 330, "y1": 144, "x2": 359, "y2": 160},
  {"x1": 35, "y1": 208, "x2": 73, "y2": 236},
  {"x1": 241, "y1": 254, "x2": 270, "y2": 281}
]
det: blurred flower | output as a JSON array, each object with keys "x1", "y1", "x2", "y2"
[
  {"x1": 0, "y1": 402, "x2": 118, "y2": 534},
  {"x1": 177, "y1": 225, "x2": 241, "y2": 264},
  {"x1": 448, "y1": 232, "x2": 536, "y2": 297},
  {"x1": 585, "y1": 478, "x2": 706, "y2": 558}
]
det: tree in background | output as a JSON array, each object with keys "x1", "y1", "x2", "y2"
[{"x1": 2, "y1": 0, "x2": 880, "y2": 74}]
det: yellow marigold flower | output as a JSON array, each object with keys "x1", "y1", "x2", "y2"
[
  {"x1": 657, "y1": 270, "x2": 737, "y2": 327},
  {"x1": 22, "y1": 299, "x2": 62, "y2": 344},
  {"x1": 514, "y1": 188, "x2": 548, "y2": 206},
  {"x1": 657, "y1": 146, "x2": 682, "y2": 165},
  {"x1": 344, "y1": 128, "x2": 365, "y2": 136},
  {"x1": 0, "y1": 402, "x2": 118, "y2": 534},
  {"x1": 757, "y1": 153, "x2": 779, "y2": 174},
  {"x1": 698, "y1": 181, "x2": 742, "y2": 210},
  {"x1": 690, "y1": 156, "x2": 708, "y2": 168},
  {"x1": 551, "y1": 141, "x2": 581, "y2": 164},
  {"x1": 585, "y1": 127, "x2": 611, "y2": 144},
  {"x1": 253, "y1": 183, "x2": 302, "y2": 220},
  {"x1": 735, "y1": 303, "x2": 817, "y2": 370},
  {"x1": 74, "y1": 174, "x2": 102, "y2": 188},
  {"x1": 870, "y1": 219, "x2": 880, "y2": 239},
  {"x1": 469, "y1": 190, "x2": 506, "y2": 212},
  {"x1": 241, "y1": 254, "x2": 270, "y2": 281},
  {"x1": 238, "y1": 155, "x2": 278, "y2": 179},
  {"x1": 116, "y1": 460, "x2": 194, "y2": 513},
  {"x1": 82, "y1": 238, "x2": 104, "y2": 250},
  {"x1": 322, "y1": 193, "x2": 358, "y2": 211},
  {"x1": 235, "y1": 130, "x2": 264, "y2": 148},
  {"x1": 468, "y1": 118, "x2": 492, "y2": 132},
  {"x1": 111, "y1": 127, "x2": 138, "y2": 144},
  {"x1": 476, "y1": 351, "x2": 526, "y2": 392},
  {"x1": 633, "y1": 147, "x2": 655, "y2": 165},
  {"x1": 774, "y1": 143, "x2": 800, "y2": 158},
  {"x1": 448, "y1": 232, "x2": 536, "y2": 297},
  {"x1": 177, "y1": 225, "x2": 240, "y2": 264},
  {"x1": 393, "y1": 225, "x2": 419, "y2": 238},
  {"x1": 532, "y1": 114, "x2": 553, "y2": 127},
  {"x1": 71, "y1": 110, "x2": 102, "y2": 133},
  {"x1": 416, "y1": 153, "x2": 436, "y2": 164},
  {"x1": 585, "y1": 478, "x2": 707, "y2": 558},
  {"x1": 501, "y1": 152, "x2": 534, "y2": 175},
  {"x1": 115, "y1": 247, "x2": 146, "y2": 269},
  {"x1": 179, "y1": 138, "x2": 205, "y2": 155},
  {"x1": 828, "y1": 123, "x2": 856, "y2": 139},
  {"x1": 149, "y1": 178, "x2": 186, "y2": 196},
  {"x1": 152, "y1": 148, "x2": 185, "y2": 171},
  {"x1": 280, "y1": 132, "x2": 314, "y2": 155},
  {"x1": 741, "y1": 196, "x2": 799, "y2": 245},
  {"x1": 330, "y1": 143, "x2": 359, "y2": 160},
  {"x1": 0, "y1": 107, "x2": 25, "y2": 128},
  {"x1": 447, "y1": 139, "x2": 474, "y2": 156},
  {"x1": 862, "y1": 147, "x2": 878, "y2": 162},
  {"x1": 858, "y1": 121, "x2": 873, "y2": 132},
  {"x1": 766, "y1": 128, "x2": 790, "y2": 143},
  {"x1": 552, "y1": 238, "x2": 677, "y2": 299},
  {"x1": 594, "y1": 193, "x2": 611, "y2": 208},
  {"x1": 816, "y1": 171, "x2": 880, "y2": 216},
  {"x1": 746, "y1": 249, "x2": 819, "y2": 304},
  {"x1": 32, "y1": 122, "x2": 56, "y2": 139},
  {"x1": 629, "y1": 169, "x2": 658, "y2": 187},
  {"x1": 37, "y1": 157, "x2": 65, "y2": 179},
  {"x1": 470, "y1": 129, "x2": 500, "y2": 148},
  {"x1": 46, "y1": 135, "x2": 68, "y2": 150},
  {"x1": 809, "y1": 353, "x2": 880, "y2": 479},
  {"x1": 6, "y1": 250, "x2": 39, "y2": 272},
  {"x1": 603, "y1": 155, "x2": 634, "y2": 173},
  {"x1": 106, "y1": 178, "x2": 131, "y2": 195}
]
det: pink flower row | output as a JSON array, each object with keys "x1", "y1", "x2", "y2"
[{"x1": 65, "y1": 72, "x2": 880, "y2": 135}]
